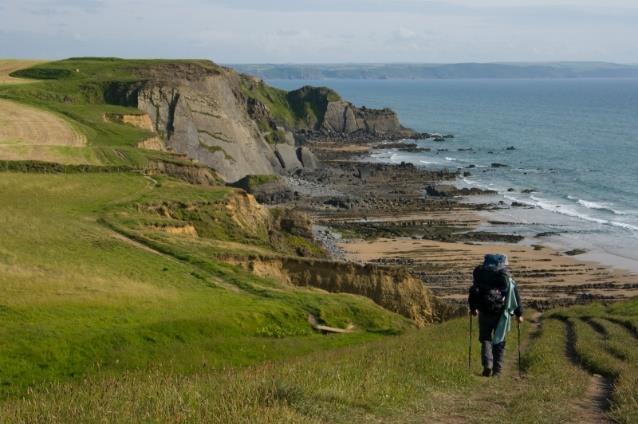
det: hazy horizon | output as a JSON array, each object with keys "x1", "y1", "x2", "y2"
[{"x1": 1, "y1": 1, "x2": 638, "y2": 63}]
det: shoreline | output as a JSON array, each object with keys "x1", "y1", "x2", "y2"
[
  {"x1": 369, "y1": 142, "x2": 638, "y2": 276},
  {"x1": 275, "y1": 139, "x2": 638, "y2": 309}
]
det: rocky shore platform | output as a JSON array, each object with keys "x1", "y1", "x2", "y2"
[{"x1": 252, "y1": 139, "x2": 638, "y2": 311}]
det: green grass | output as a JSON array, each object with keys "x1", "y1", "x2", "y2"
[
  {"x1": 1, "y1": 207, "x2": 637, "y2": 424},
  {"x1": 239, "y1": 78, "x2": 342, "y2": 131},
  {"x1": 0, "y1": 172, "x2": 411, "y2": 400},
  {"x1": 551, "y1": 302, "x2": 638, "y2": 423},
  {"x1": 0, "y1": 58, "x2": 222, "y2": 167},
  {"x1": 0, "y1": 318, "x2": 474, "y2": 422},
  {"x1": 1, "y1": 57, "x2": 636, "y2": 422}
]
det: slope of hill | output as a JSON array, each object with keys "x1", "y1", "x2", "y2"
[{"x1": 1, "y1": 297, "x2": 636, "y2": 422}]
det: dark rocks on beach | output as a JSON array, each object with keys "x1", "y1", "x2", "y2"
[
  {"x1": 467, "y1": 164, "x2": 476, "y2": 168},
  {"x1": 535, "y1": 231, "x2": 559, "y2": 238},
  {"x1": 521, "y1": 188, "x2": 536, "y2": 193},
  {"x1": 463, "y1": 171, "x2": 472, "y2": 177},
  {"x1": 511, "y1": 201, "x2": 529, "y2": 208},
  {"x1": 507, "y1": 188, "x2": 515, "y2": 192},
  {"x1": 425, "y1": 184, "x2": 496, "y2": 197},
  {"x1": 491, "y1": 163, "x2": 509, "y2": 168},
  {"x1": 324, "y1": 198, "x2": 352, "y2": 210},
  {"x1": 564, "y1": 248, "x2": 588, "y2": 256},
  {"x1": 373, "y1": 142, "x2": 416, "y2": 149},
  {"x1": 457, "y1": 231, "x2": 524, "y2": 243},
  {"x1": 374, "y1": 142, "x2": 431, "y2": 153},
  {"x1": 506, "y1": 146, "x2": 516, "y2": 151}
]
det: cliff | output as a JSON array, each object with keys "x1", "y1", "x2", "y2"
[
  {"x1": 283, "y1": 85, "x2": 416, "y2": 137},
  {"x1": 104, "y1": 61, "x2": 417, "y2": 180},
  {"x1": 229, "y1": 256, "x2": 437, "y2": 327}
]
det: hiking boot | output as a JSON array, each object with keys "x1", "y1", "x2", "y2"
[
  {"x1": 482, "y1": 367, "x2": 492, "y2": 377},
  {"x1": 492, "y1": 368, "x2": 502, "y2": 378}
]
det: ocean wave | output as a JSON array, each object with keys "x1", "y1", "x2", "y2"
[
  {"x1": 445, "y1": 157, "x2": 456, "y2": 161},
  {"x1": 576, "y1": 199, "x2": 629, "y2": 216},
  {"x1": 529, "y1": 195, "x2": 638, "y2": 232}
]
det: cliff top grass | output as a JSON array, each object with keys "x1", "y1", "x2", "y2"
[
  {"x1": 0, "y1": 58, "x2": 223, "y2": 167},
  {"x1": 0, "y1": 57, "x2": 343, "y2": 165}
]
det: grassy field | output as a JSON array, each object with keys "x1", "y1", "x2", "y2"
[
  {"x1": 1, "y1": 297, "x2": 636, "y2": 423},
  {"x1": 552, "y1": 302, "x2": 638, "y2": 423},
  {"x1": 0, "y1": 58, "x2": 199, "y2": 167},
  {"x1": 0, "y1": 172, "x2": 413, "y2": 401}
]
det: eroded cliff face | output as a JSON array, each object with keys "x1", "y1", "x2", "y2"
[
  {"x1": 103, "y1": 63, "x2": 315, "y2": 182},
  {"x1": 103, "y1": 62, "x2": 417, "y2": 181},
  {"x1": 228, "y1": 256, "x2": 437, "y2": 327},
  {"x1": 136, "y1": 72, "x2": 282, "y2": 182}
]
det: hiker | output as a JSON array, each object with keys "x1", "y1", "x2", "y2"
[{"x1": 468, "y1": 254, "x2": 523, "y2": 377}]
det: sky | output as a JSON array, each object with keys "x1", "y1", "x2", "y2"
[{"x1": 1, "y1": 0, "x2": 637, "y2": 63}]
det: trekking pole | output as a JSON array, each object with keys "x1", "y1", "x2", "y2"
[
  {"x1": 517, "y1": 319, "x2": 522, "y2": 378},
  {"x1": 468, "y1": 313, "x2": 473, "y2": 372}
]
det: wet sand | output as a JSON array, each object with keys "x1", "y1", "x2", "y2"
[{"x1": 339, "y1": 237, "x2": 638, "y2": 307}]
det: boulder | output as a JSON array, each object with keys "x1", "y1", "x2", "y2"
[
  {"x1": 296, "y1": 147, "x2": 320, "y2": 170},
  {"x1": 275, "y1": 144, "x2": 303, "y2": 170}
]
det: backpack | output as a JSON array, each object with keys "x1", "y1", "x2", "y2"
[{"x1": 471, "y1": 266, "x2": 508, "y2": 314}]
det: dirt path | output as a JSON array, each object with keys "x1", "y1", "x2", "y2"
[
  {"x1": 107, "y1": 227, "x2": 242, "y2": 294},
  {"x1": 562, "y1": 319, "x2": 614, "y2": 423},
  {"x1": 0, "y1": 99, "x2": 86, "y2": 148},
  {"x1": 574, "y1": 374, "x2": 613, "y2": 423}
]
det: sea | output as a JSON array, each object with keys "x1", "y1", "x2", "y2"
[{"x1": 268, "y1": 78, "x2": 638, "y2": 273}]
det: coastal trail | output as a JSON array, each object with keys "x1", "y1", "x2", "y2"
[
  {"x1": 562, "y1": 317, "x2": 614, "y2": 423},
  {"x1": 420, "y1": 311, "x2": 616, "y2": 423}
]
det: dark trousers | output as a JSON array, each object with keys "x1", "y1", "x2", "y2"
[{"x1": 478, "y1": 313, "x2": 505, "y2": 373}]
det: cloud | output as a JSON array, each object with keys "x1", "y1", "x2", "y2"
[
  {"x1": 0, "y1": 0, "x2": 637, "y2": 63},
  {"x1": 23, "y1": 0, "x2": 106, "y2": 15},
  {"x1": 393, "y1": 26, "x2": 417, "y2": 41}
]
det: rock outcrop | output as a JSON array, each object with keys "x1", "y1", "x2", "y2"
[
  {"x1": 103, "y1": 61, "x2": 416, "y2": 181},
  {"x1": 286, "y1": 85, "x2": 418, "y2": 139},
  {"x1": 104, "y1": 63, "x2": 318, "y2": 182}
]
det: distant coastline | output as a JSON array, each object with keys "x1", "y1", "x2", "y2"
[{"x1": 230, "y1": 62, "x2": 638, "y2": 80}]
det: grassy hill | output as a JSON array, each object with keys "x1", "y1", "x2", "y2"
[
  {"x1": 0, "y1": 58, "x2": 202, "y2": 167},
  {"x1": 0, "y1": 59, "x2": 636, "y2": 422}
]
